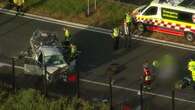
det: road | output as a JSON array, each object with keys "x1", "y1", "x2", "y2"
[{"x1": 0, "y1": 13, "x2": 195, "y2": 109}]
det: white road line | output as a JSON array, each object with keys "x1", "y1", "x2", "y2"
[
  {"x1": 0, "y1": 62, "x2": 23, "y2": 70},
  {"x1": 0, "y1": 8, "x2": 195, "y2": 51},
  {"x1": 80, "y1": 79, "x2": 195, "y2": 104},
  {"x1": 0, "y1": 62, "x2": 195, "y2": 104}
]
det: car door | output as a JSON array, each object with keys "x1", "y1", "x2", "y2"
[{"x1": 24, "y1": 53, "x2": 43, "y2": 76}]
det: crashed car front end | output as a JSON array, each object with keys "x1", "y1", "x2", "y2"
[{"x1": 46, "y1": 63, "x2": 77, "y2": 83}]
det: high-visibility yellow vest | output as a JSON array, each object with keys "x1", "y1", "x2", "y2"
[
  {"x1": 64, "y1": 29, "x2": 70, "y2": 40},
  {"x1": 70, "y1": 45, "x2": 77, "y2": 57},
  {"x1": 188, "y1": 61, "x2": 195, "y2": 81},
  {"x1": 13, "y1": 0, "x2": 24, "y2": 6},
  {"x1": 126, "y1": 13, "x2": 132, "y2": 24},
  {"x1": 192, "y1": 72, "x2": 195, "y2": 81},
  {"x1": 112, "y1": 27, "x2": 119, "y2": 39}
]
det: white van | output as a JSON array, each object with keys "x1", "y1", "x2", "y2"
[{"x1": 132, "y1": 0, "x2": 195, "y2": 42}]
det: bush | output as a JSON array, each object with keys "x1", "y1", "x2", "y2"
[{"x1": 0, "y1": 89, "x2": 108, "y2": 110}]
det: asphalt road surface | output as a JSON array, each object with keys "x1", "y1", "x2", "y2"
[{"x1": 0, "y1": 13, "x2": 195, "y2": 110}]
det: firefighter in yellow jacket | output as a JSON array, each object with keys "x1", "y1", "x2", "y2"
[
  {"x1": 188, "y1": 60, "x2": 195, "y2": 90},
  {"x1": 112, "y1": 27, "x2": 120, "y2": 50},
  {"x1": 13, "y1": 0, "x2": 24, "y2": 13}
]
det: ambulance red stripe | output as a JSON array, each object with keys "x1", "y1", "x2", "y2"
[{"x1": 147, "y1": 26, "x2": 184, "y2": 36}]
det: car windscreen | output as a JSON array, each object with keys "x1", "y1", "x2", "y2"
[{"x1": 45, "y1": 55, "x2": 65, "y2": 66}]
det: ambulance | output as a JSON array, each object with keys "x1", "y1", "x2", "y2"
[{"x1": 132, "y1": 0, "x2": 195, "y2": 42}]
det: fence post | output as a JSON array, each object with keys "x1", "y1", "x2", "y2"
[
  {"x1": 76, "y1": 71, "x2": 80, "y2": 98},
  {"x1": 140, "y1": 83, "x2": 143, "y2": 110},
  {"x1": 106, "y1": 63, "x2": 118, "y2": 110},
  {"x1": 172, "y1": 89, "x2": 175, "y2": 110},
  {"x1": 44, "y1": 64, "x2": 48, "y2": 97},
  {"x1": 12, "y1": 57, "x2": 16, "y2": 93},
  {"x1": 109, "y1": 73, "x2": 113, "y2": 110}
]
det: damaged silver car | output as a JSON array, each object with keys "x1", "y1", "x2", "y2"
[{"x1": 23, "y1": 30, "x2": 77, "y2": 83}]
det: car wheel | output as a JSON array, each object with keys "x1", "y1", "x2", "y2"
[
  {"x1": 137, "y1": 23, "x2": 145, "y2": 35},
  {"x1": 185, "y1": 32, "x2": 194, "y2": 42}
]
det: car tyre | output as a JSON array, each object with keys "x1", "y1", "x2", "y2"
[
  {"x1": 137, "y1": 23, "x2": 145, "y2": 35},
  {"x1": 185, "y1": 32, "x2": 194, "y2": 42}
]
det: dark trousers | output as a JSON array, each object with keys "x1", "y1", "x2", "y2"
[
  {"x1": 8, "y1": 0, "x2": 14, "y2": 7},
  {"x1": 124, "y1": 35, "x2": 129, "y2": 48},
  {"x1": 124, "y1": 29, "x2": 132, "y2": 48},
  {"x1": 16, "y1": 5, "x2": 23, "y2": 13},
  {"x1": 192, "y1": 81, "x2": 195, "y2": 90},
  {"x1": 113, "y1": 37, "x2": 119, "y2": 50}
]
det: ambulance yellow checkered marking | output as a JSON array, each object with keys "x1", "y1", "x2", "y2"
[{"x1": 136, "y1": 16, "x2": 195, "y2": 33}]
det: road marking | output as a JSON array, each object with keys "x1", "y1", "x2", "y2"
[
  {"x1": 81, "y1": 79, "x2": 195, "y2": 104},
  {"x1": 1, "y1": 62, "x2": 195, "y2": 104},
  {"x1": 0, "y1": 8, "x2": 195, "y2": 51},
  {"x1": 0, "y1": 62, "x2": 24, "y2": 70}
]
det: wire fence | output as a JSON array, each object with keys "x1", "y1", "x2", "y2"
[{"x1": 0, "y1": 58, "x2": 180, "y2": 110}]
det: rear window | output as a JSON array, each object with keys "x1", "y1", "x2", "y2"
[{"x1": 161, "y1": 8, "x2": 194, "y2": 23}]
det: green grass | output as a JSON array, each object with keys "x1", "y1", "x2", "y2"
[
  {"x1": 22, "y1": 0, "x2": 137, "y2": 28},
  {"x1": 26, "y1": 0, "x2": 87, "y2": 15}
]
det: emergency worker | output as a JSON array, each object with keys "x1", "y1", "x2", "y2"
[
  {"x1": 188, "y1": 60, "x2": 195, "y2": 90},
  {"x1": 69, "y1": 43, "x2": 77, "y2": 61},
  {"x1": 64, "y1": 27, "x2": 71, "y2": 41},
  {"x1": 112, "y1": 27, "x2": 120, "y2": 50},
  {"x1": 123, "y1": 19, "x2": 130, "y2": 48},
  {"x1": 63, "y1": 27, "x2": 71, "y2": 47},
  {"x1": 125, "y1": 12, "x2": 132, "y2": 28},
  {"x1": 13, "y1": 0, "x2": 24, "y2": 13},
  {"x1": 125, "y1": 12, "x2": 133, "y2": 48},
  {"x1": 143, "y1": 62, "x2": 152, "y2": 90}
]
